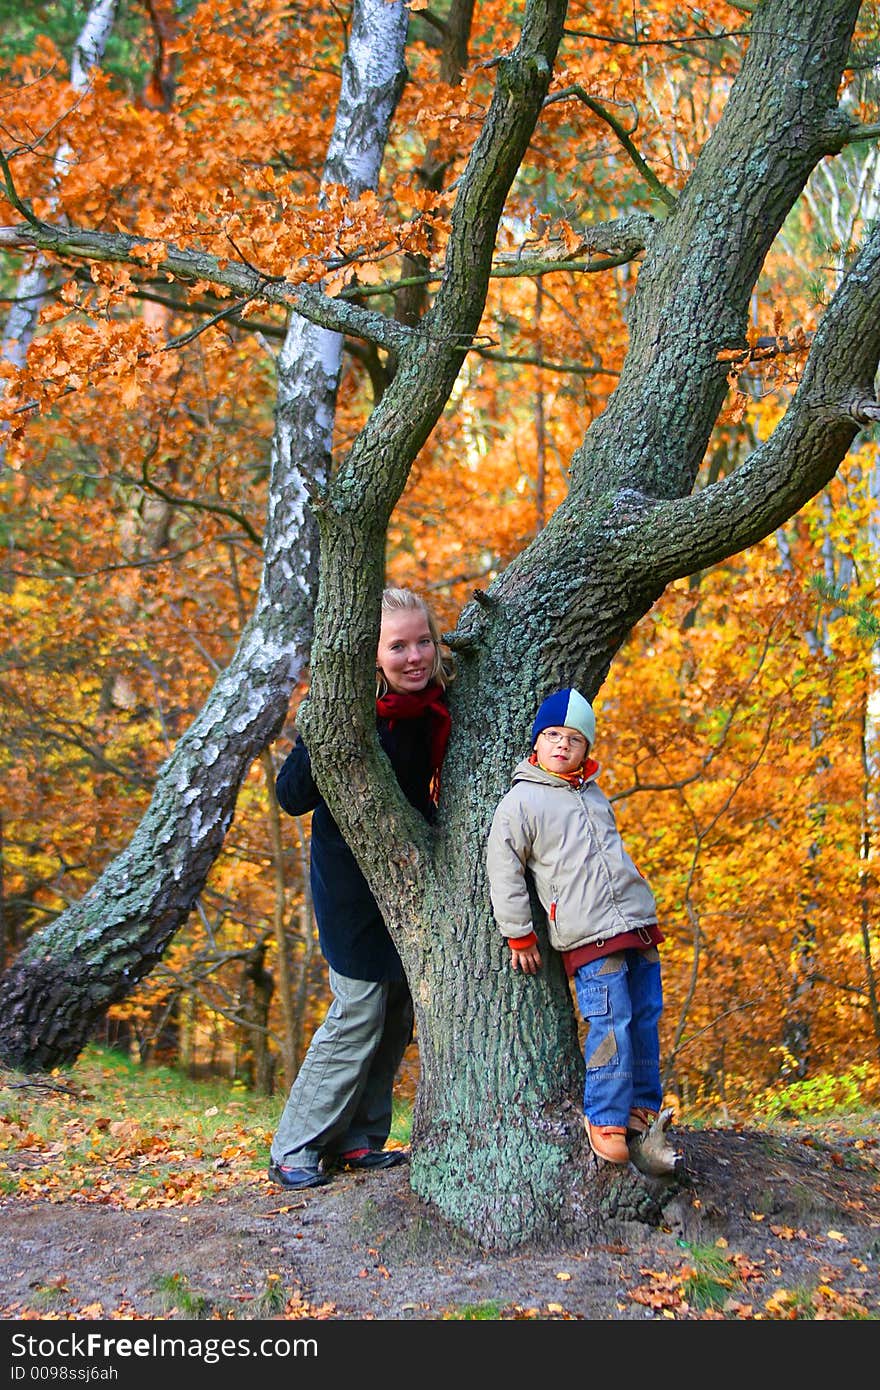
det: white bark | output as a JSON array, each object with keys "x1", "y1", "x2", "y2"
[{"x1": 262, "y1": 0, "x2": 410, "y2": 638}]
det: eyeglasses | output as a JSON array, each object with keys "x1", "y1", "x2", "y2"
[{"x1": 539, "y1": 730, "x2": 587, "y2": 748}]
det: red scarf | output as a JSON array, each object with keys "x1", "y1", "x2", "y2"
[{"x1": 376, "y1": 682, "x2": 451, "y2": 802}]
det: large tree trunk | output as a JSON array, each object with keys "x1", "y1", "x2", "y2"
[
  {"x1": 298, "y1": 0, "x2": 880, "y2": 1248},
  {"x1": 406, "y1": 659, "x2": 671, "y2": 1247}
]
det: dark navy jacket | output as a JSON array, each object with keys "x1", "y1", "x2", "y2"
[{"x1": 274, "y1": 716, "x2": 435, "y2": 982}]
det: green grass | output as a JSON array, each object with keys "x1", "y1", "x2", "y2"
[
  {"x1": 679, "y1": 1060, "x2": 879, "y2": 1131},
  {"x1": 151, "y1": 1269, "x2": 294, "y2": 1320},
  {"x1": 3, "y1": 1045, "x2": 878, "y2": 1322},
  {"x1": 678, "y1": 1242, "x2": 742, "y2": 1313},
  {"x1": 29, "y1": 1280, "x2": 72, "y2": 1310},
  {"x1": 251, "y1": 1272, "x2": 289, "y2": 1317},
  {"x1": 152, "y1": 1272, "x2": 211, "y2": 1319},
  {"x1": 390, "y1": 1095, "x2": 413, "y2": 1146},
  {"x1": 443, "y1": 1300, "x2": 505, "y2": 1319},
  {"x1": 0, "y1": 1043, "x2": 415, "y2": 1208},
  {"x1": 767, "y1": 1282, "x2": 877, "y2": 1321},
  {"x1": 780, "y1": 1284, "x2": 821, "y2": 1319},
  {"x1": 1, "y1": 1044, "x2": 279, "y2": 1198},
  {"x1": 2, "y1": 1043, "x2": 412, "y2": 1148},
  {"x1": 3, "y1": 1042, "x2": 874, "y2": 1217}
]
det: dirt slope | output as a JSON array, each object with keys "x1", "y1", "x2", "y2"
[{"x1": 1, "y1": 1120, "x2": 878, "y2": 1321}]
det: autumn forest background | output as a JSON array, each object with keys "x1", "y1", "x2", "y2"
[{"x1": 2, "y1": 0, "x2": 879, "y2": 1129}]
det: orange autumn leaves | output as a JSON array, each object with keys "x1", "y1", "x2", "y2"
[
  {"x1": 598, "y1": 474, "x2": 880, "y2": 1103},
  {"x1": 2, "y1": 1, "x2": 879, "y2": 1099}
]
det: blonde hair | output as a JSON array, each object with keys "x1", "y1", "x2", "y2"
[{"x1": 376, "y1": 587, "x2": 456, "y2": 697}]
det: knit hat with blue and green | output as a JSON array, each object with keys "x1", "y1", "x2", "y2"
[{"x1": 530, "y1": 688, "x2": 595, "y2": 749}]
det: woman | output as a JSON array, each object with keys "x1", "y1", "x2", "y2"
[{"x1": 268, "y1": 587, "x2": 454, "y2": 1189}]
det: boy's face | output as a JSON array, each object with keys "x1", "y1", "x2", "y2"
[{"x1": 535, "y1": 726, "x2": 588, "y2": 775}]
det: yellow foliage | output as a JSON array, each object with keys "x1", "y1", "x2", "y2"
[{"x1": 2, "y1": 0, "x2": 879, "y2": 1101}]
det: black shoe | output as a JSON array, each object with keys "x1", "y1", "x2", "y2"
[
  {"x1": 268, "y1": 1161, "x2": 331, "y2": 1190},
  {"x1": 338, "y1": 1148, "x2": 408, "y2": 1171}
]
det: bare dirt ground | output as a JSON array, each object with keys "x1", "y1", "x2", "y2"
[{"x1": 1, "y1": 1118, "x2": 879, "y2": 1322}]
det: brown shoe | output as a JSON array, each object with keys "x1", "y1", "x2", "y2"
[
  {"x1": 585, "y1": 1119, "x2": 629, "y2": 1164},
  {"x1": 626, "y1": 1106, "x2": 657, "y2": 1141}
]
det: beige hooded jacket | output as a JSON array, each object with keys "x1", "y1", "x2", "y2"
[{"x1": 486, "y1": 757, "x2": 657, "y2": 952}]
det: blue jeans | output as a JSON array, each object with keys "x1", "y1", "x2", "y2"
[{"x1": 573, "y1": 946, "x2": 663, "y2": 1127}]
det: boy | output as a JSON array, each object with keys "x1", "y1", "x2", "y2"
[{"x1": 487, "y1": 687, "x2": 676, "y2": 1170}]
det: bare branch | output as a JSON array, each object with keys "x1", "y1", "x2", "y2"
[{"x1": 0, "y1": 220, "x2": 414, "y2": 352}]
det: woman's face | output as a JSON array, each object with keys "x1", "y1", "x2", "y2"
[{"x1": 377, "y1": 609, "x2": 436, "y2": 694}]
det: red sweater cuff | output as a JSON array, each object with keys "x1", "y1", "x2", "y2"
[{"x1": 508, "y1": 932, "x2": 538, "y2": 951}]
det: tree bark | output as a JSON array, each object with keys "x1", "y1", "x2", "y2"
[{"x1": 298, "y1": 0, "x2": 880, "y2": 1247}]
